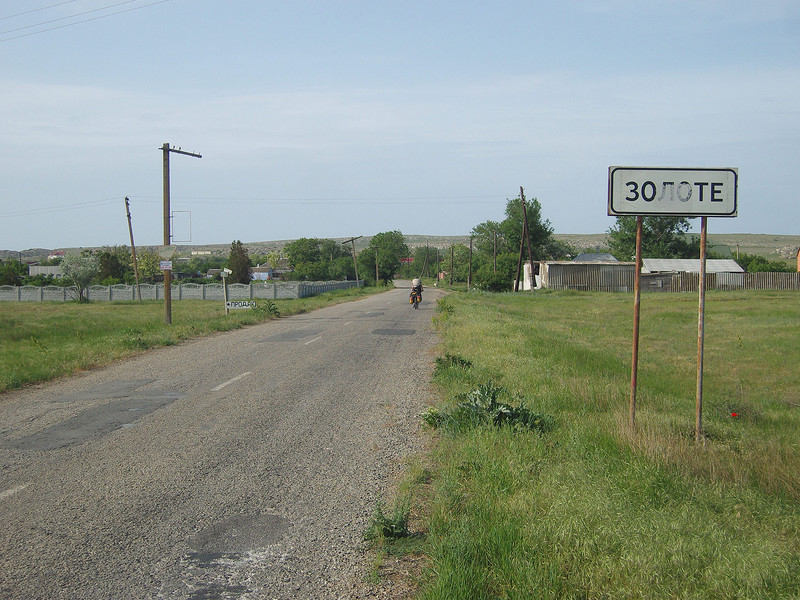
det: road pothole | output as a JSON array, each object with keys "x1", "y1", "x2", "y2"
[{"x1": 188, "y1": 513, "x2": 290, "y2": 555}]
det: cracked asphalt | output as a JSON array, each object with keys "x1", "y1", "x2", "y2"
[{"x1": 0, "y1": 282, "x2": 442, "y2": 599}]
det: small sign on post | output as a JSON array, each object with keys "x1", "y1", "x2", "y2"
[
  {"x1": 608, "y1": 166, "x2": 738, "y2": 440},
  {"x1": 225, "y1": 301, "x2": 255, "y2": 310}
]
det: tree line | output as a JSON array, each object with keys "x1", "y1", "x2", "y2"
[{"x1": 1, "y1": 200, "x2": 793, "y2": 293}]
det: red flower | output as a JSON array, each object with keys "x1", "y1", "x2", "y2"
[{"x1": 731, "y1": 412, "x2": 738, "y2": 418}]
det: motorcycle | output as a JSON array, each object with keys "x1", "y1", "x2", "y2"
[{"x1": 410, "y1": 287, "x2": 422, "y2": 309}]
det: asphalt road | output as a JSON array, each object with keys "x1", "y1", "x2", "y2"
[{"x1": 0, "y1": 282, "x2": 442, "y2": 599}]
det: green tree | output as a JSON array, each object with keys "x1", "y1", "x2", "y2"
[
  {"x1": 735, "y1": 253, "x2": 794, "y2": 273},
  {"x1": 470, "y1": 196, "x2": 566, "y2": 290},
  {"x1": 227, "y1": 240, "x2": 252, "y2": 284},
  {"x1": 0, "y1": 259, "x2": 26, "y2": 286},
  {"x1": 607, "y1": 216, "x2": 699, "y2": 261},
  {"x1": 358, "y1": 231, "x2": 408, "y2": 284},
  {"x1": 96, "y1": 245, "x2": 132, "y2": 284},
  {"x1": 135, "y1": 249, "x2": 162, "y2": 282},
  {"x1": 60, "y1": 255, "x2": 99, "y2": 302},
  {"x1": 284, "y1": 238, "x2": 354, "y2": 281}
]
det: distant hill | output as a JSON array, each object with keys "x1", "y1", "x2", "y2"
[{"x1": 3, "y1": 234, "x2": 798, "y2": 263}]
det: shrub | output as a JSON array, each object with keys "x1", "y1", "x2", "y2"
[{"x1": 422, "y1": 381, "x2": 554, "y2": 434}]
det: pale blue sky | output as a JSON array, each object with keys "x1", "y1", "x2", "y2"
[{"x1": 1, "y1": 0, "x2": 798, "y2": 250}]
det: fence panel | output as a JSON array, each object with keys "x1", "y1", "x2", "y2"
[{"x1": 2, "y1": 279, "x2": 363, "y2": 302}]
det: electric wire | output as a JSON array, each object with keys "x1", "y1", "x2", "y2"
[
  {"x1": 0, "y1": 0, "x2": 80, "y2": 21},
  {"x1": 0, "y1": 0, "x2": 171, "y2": 42},
  {"x1": 0, "y1": 195, "x2": 505, "y2": 218}
]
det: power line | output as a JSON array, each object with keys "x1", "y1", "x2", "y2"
[
  {"x1": 0, "y1": 194, "x2": 505, "y2": 218},
  {"x1": 0, "y1": 0, "x2": 80, "y2": 21},
  {"x1": 0, "y1": 197, "x2": 122, "y2": 218},
  {"x1": 0, "y1": 0, "x2": 171, "y2": 42}
]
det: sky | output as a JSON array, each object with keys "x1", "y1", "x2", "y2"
[{"x1": 1, "y1": 0, "x2": 798, "y2": 251}]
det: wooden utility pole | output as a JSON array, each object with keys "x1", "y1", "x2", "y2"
[
  {"x1": 514, "y1": 191, "x2": 527, "y2": 292},
  {"x1": 468, "y1": 236, "x2": 473, "y2": 291},
  {"x1": 124, "y1": 197, "x2": 142, "y2": 301},
  {"x1": 521, "y1": 187, "x2": 535, "y2": 290},
  {"x1": 449, "y1": 246, "x2": 453, "y2": 285},
  {"x1": 493, "y1": 231, "x2": 497, "y2": 274},
  {"x1": 161, "y1": 143, "x2": 201, "y2": 325},
  {"x1": 341, "y1": 236, "x2": 362, "y2": 285}
]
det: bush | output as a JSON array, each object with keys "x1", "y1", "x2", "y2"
[
  {"x1": 422, "y1": 381, "x2": 554, "y2": 434},
  {"x1": 363, "y1": 497, "x2": 411, "y2": 541}
]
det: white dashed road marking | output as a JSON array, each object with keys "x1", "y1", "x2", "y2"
[{"x1": 212, "y1": 372, "x2": 252, "y2": 391}]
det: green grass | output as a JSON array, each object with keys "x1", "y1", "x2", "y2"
[
  {"x1": 412, "y1": 290, "x2": 800, "y2": 599},
  {"x1": 0, "y1": 286, "x2": 382, "y2": 393}
]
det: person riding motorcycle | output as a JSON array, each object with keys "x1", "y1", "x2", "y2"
[{"x1": 410, "y1": 278, "x2": 423, "y2": 306}]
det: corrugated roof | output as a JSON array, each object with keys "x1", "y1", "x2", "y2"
[
  {"x1": 572, "y1": 253, "x2": 618, "y2": 262},
  {"x1": 641, "y1": 259, "x2": 744, "y2": 273}
]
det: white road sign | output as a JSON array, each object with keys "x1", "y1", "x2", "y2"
[
  {"x1": 226, "y1": 301, "x2": 255, "y2": 310},
  {"x1": 609, "y1": 167, "x2": 738, "y2": 217}
]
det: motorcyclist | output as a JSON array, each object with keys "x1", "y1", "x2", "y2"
[{"x1": 411, "y1": 278, "x2": 423, "y2": 304}]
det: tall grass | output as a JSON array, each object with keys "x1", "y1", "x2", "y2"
[
  {"x1": 0, "y1": 287, "x2": 381, "y2": 393},
  {"x1": 417, "y1": 290, "x2": 800, "y2": 599}
]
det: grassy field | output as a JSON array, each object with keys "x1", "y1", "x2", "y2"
[
  {"x1": 400, "y1": 289, "x2": 800, "y2": 599},
  {"x1": 0, "y1": 286, "x2": 383, "y2": 393}
]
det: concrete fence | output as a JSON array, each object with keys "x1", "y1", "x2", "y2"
[
  {"x1": 0, "y1": 280, "x2": 362, "y2": 302},
  {"x1": 540, "y1": 265, "x2": 799, "y2": 293}
]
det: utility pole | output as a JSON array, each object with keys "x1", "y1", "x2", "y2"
[
  {"x1": 468, "y1": 236, "x2": 473, "y2": 291},
  {"x1": 521, "y1": 187, "x2": 535, "y2": 290},
  {"x1": 514, "y1": 187, "x2": 534, "y2": 291},
  {"x1": 341, "y1": 236, "x2": 362, "y2": 285},
  {"x1": 450, "y1": 246, "x2": 453, "y2": 286},
  {"x1": 124, "y1": 197, "x2": 142, "y2": 301},
  {"x1": 493, "y1": 231, "x2": 497, "y2": 274},
  {"x1": 161, "y1": 143, "x2": 201, "y2": 325}
]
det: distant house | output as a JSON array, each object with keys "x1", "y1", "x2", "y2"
[
  {"x1": 47, "y1": 250, "x2": 65, "y2": 261},
  {"x1": 29, "y1": 265, "x2": 64, "y2": 278},
  {"x1": 252, "y1": 260, "x2": 291, "y2": 281}
]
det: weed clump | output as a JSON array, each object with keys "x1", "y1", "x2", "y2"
[
  {"x1": 422, "y1": 381, "x2": 554, "y2": 434},
  {"x1": 434, "y1": 353, "x2": 472, "y2": 373},
  {"x1": 252, "y1": 299, "x2": 280, "y2": 317},
  {"x1": 363, "y1": 497, "x2": 410, "y2": 541}
]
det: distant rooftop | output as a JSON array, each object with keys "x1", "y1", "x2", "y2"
[
  {"x1": 642, "y1": 259, "x2": 744, "y2": 273},
  {"x1": 572, "y1": 253, "x2": 618, "y2": 263}
]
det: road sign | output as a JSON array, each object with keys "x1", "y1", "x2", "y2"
[
  {"x1": 158, "y1": 245, "x2": 176, "y2": 260},
  {"x1": 609, "y1": 167, "x2": 738, "y2": 217},
  {"x1": 225, "y1": 301, "x2": 255, "y2": 310},
  {"x1": 160, "y1": 261, "x2": 172, "y2": 271}
]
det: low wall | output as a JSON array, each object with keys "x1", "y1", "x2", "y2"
[{"x1": 0, "y1": 280, "x2": 362, "y2": 302}]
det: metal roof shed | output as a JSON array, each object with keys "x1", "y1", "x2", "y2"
[{"x1": 641, "y1": 259, "x2": 744, "y2": 274}]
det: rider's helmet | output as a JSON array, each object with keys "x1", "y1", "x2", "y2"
[{"x1": 412, "y1": 278, "x2": 420, "y2": 287}]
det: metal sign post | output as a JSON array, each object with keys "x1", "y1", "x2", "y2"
[
  {"x1": 630, "y1": 216, "x2": 643, "y2": 427},
  {"x1": 696, "y1": 217, "x2": 708, "y2": 442},
  {"x1": 609, "y1": 167, "x2": 737, "y2": 438}
]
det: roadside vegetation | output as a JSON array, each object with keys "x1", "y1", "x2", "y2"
[
  {"x1": 0, "y1": 286, "x2": 382, "y2": 394},
  {"x1": 383, "y1": 290, "x2": 800, "y2": 599}
]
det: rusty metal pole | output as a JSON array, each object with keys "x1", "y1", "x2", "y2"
[
  {"x1": 630, "y1": 216, "x2": 643, "y2": 428},
  {"x1": 696, "y1": 216, "x2": 708, "y2": 442}
]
